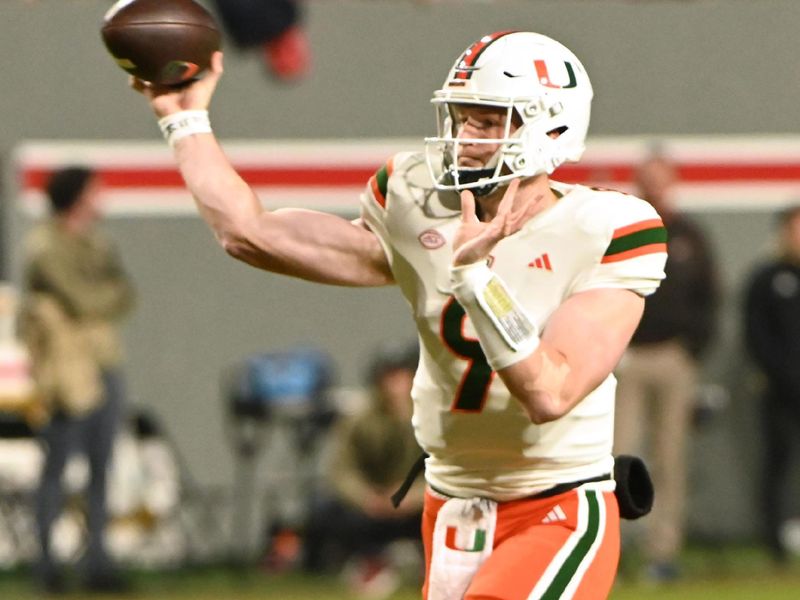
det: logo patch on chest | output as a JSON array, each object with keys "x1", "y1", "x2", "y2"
[
  {"x1": 528, "y1": 253, "x2": 553, "y2": 271},
  {"x1": 418, "y1": 229, "x2": 446, "y2": 249}
]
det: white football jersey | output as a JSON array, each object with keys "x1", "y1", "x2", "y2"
[{"x1": 360, "y1": 152, "x2": 667, "y2": 501}]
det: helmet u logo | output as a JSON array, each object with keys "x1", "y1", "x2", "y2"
[
  {"x1": 445, "y1": 526, "x2": 487, "y2": 552},
  {"x1": 534, "y1": 60, "x2": 577, "y2": 89}
]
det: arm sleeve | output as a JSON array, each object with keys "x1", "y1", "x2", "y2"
[{"x1": 570, "y1": 193, "x2": 668, "y2": 298}]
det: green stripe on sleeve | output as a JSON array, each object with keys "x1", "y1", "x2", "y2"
[
  {"x1": 376, "y1": 164, "x2": 389, "y2": 199},
  {"x1": 604, "y1": 227, "x2": 667, "y2": 257}
]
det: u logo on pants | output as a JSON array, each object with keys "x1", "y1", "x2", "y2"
[{"x1": 422, "y1": 482, "x2": 620, "y2": 600}]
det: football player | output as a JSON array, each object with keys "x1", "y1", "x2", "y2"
[{"x1": 132, "y1": 30, "x2": 667, "y2": 600}]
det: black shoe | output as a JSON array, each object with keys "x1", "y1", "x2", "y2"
[
  {"x1": 83, "y1": 570, "x2": 133, "y2": 595},
  {"x1": 645, "y1": 561, "x2": 681, "y2": 583},
  {"x1": 38, "y1": 570, "x2": 68, "y2": 595}
]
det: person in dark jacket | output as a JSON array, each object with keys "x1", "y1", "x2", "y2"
[
  {"x1": 743, "y1": 204, "x2": 800, "y2": 564},
  {"x1": 613, "y1": 151, "x2": 720, "y2": 582}
]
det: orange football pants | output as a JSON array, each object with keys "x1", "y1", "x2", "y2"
[{"x1": 422, "y1": 484, "x2": 620, "y2": 600}]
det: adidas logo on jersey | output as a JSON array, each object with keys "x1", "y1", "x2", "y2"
[
  {"x1": 542, "y1": 504, "x2": 567, "y2": 523},
  {"x1": 528, "y1": 253, "x2": 552, "y2": 271}
]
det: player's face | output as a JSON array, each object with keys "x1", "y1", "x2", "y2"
[
  {"x1": 75, "y1": 177, "x2": 103, "y2": 224},
  {"x1": 452, "y1": 104, "x2": 516, "y2": 168}
]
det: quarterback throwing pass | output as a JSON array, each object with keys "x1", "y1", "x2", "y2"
[{"x1": 131, "y1": 30, "x2": 667, "y2": 600}]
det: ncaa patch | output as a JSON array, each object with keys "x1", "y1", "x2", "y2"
[{"x1": 419, "y1": 229, "x2": 445, "y2": 249}]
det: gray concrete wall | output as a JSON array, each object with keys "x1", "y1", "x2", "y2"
[
  {"x1": 2, "y1": 0, "x2": 799, "y2": 541},
  {"x1": 1, "y1": 0, "x2": 797, "y2": 149}
]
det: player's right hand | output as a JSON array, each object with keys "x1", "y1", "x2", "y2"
[
  {"x1": 130, "y1": 50, "x2": 224, "y2": 119},
  {"x1": 451, "y1": 178, "x2": 526, "y2": 266}
]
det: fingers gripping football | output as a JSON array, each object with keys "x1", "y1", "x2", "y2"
[{"x1": 130, "y1": 51, "x2": 224, "y2": 117}]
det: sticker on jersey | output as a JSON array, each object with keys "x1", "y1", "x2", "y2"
[
  {"x1": 418, "y1": 229, "x2": 446, "y2": 249},
  {"x1": 478, "y1": 275, "x2": 538, "y2": 349},
  {"x1": 534, "y1": 60, "x2": 577, "y2": 89}
]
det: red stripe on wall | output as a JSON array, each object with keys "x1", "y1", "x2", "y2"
[
  {"x1": 21, "y1": 166, "x2": 379, "y2": 190},
  {"x1": 19, "y1": 162, "x2": 800, "y2": 192},
  {"x1": 555, "y1": 163, "x2": 800, "y2": 184}
]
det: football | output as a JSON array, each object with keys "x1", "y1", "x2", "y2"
[{"x1": 101, "y1": 0, "x2": 221, "y2": 86}]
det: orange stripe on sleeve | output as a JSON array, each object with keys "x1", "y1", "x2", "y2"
[
  {"x1": 612, "y1": 218, "x2": 664, "y2": 239},
  {"x1": 370, "y1": 175, "x2": 385, "y2": 208}
]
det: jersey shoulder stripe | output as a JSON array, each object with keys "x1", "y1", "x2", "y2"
[
  {"x1": 368, "y1": 157, "x2": 395, "y2": 208},
  {"x1": 602, "y1": 218, "x2": 667, "y2": 263}
]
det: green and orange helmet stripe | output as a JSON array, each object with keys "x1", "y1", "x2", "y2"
[
  {"x1": 453, "y1": 30, "x2": 518, "y2": 80},
  {"x1": 369, "y1": 157, "x2": 395, "y2": 208},
  {"x1": 602, "y1": 218, "x2": 667, "y2": 263}
]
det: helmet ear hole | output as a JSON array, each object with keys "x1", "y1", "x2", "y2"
[
  {"x1": 548, "y1": 101, "x2": 564, "y2": 117},
  {"x1": 521, "y1": 102, "x2": 542, "y2": 119},
  {"x1": 547, "y1": 125, "x2": 568, "y2": 139}
]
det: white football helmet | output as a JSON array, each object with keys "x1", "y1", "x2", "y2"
[{"x1": 425, "y1": 31, "x2": 593, "y2": 196}]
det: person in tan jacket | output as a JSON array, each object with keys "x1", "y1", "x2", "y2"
[
  {"x1": 22, "y1": 166, "x2": 135, "y2": 594},
  {"x1": 302, "y1": 341, "x2": 423, "y2": 597}
]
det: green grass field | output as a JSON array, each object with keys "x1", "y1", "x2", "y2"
[{"x1": 1, "y1": 546, "x2": 798, "y2": 599}]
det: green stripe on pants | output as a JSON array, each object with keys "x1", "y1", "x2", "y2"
[{"x1": 540, "y1": 490, "x2": 601, "y2": 599}]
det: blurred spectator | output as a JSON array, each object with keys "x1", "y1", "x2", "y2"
[
  {"x1": 302, "y1": 340, "x2": 423, "y2": 598},
  {"x1": 212, "y1": 0, "x2": 310, "y2": 82},
  {"x1": 613, "y1": 150, "x2": 719, "y2": 582},
  {"x1": 743, "y1": 204, "x2": 800, "y2": 565},
  {"x1": 21, "y1": 166, "x2": 136, "y2": 594},
  {"x1": 105, "y1": 410, "x2": 183, "y2": 567},
  {"x1": 0, "y1": 283, "x2": 45, "y2": 428}
]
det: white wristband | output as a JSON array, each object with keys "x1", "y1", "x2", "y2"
[
  {"x1": 450, "y1": 261, "x2": 539, "y2": 370},
  {"x1": 158, "y1": 110, "x2": 212, "y2": 147}
]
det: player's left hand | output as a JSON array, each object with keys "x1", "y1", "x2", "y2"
[{"x1": 452, "y1": 178, "x2": 527, "y2": 266}]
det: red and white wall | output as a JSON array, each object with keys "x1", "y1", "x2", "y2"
[{"x1": 14, "y1": 136, "x2": 800, "y2": 217}]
